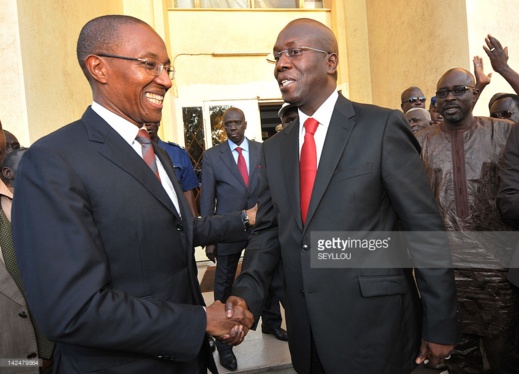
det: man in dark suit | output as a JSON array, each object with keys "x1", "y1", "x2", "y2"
[
  {"x1": 11, "y1": 15, "x2": 253, "y2": 374},
  {"x1": 200, "y1": 107, "x2": 286, "y2": 371},
  {"x1": 227, "y1": 18, "x2": 460, "y2": 374},
  {"x1": 498, "y1": 122, "x2": 519, "y2": 287}
]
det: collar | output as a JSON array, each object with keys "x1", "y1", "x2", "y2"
[
  {"x1": 228, "y1": 138, "x2": 249, "y2": 153},
  {"x1": 0, "y1": 180, "x2": 13, "y2": 200},
  {"x1": 299, "y1": 91, "x2": 339, "y2": 133},
  {"x1": 91, "y1": 102, "x2": 141, "y2": 145}
]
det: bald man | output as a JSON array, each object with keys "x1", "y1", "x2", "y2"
[
  {"x1": 401, "y1": 86, "x2": 427, "y2": 113},
  {"x1": 228, "y1": 18, "x2": 460, "y2": 374},
  {"x1": 416, "y1": 68, "x2": 519, "y2": 373}
]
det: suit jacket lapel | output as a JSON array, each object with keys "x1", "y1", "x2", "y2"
[
  {"x1": 248, "y1": 141, "x2": 261, "y2": 188},
  {"x1": 282, "y1": 120, "x2": 304, "y2": 231},
  {"x1": 82, "y1": 108, "x2": 179, "y2": 219},
  {"x1": 304, "y1": 95, "x2": 356, "y2": 231},
  {"x1": 0, "y1": 263, "x2": 26, "y2": 306}
]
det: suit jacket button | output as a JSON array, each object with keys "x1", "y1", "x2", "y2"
[
  {"x1": 302, "y1": 244, "x2": 309, "y2": 252},
  {"x1": 19, "y1": 311, "x2": 28, "y2": 318},
  {"x1": 300, "y1": 288, "x2": 305, "y2": 297},
  {"x1": 176, "y1": 224, "x2": 183, "y2": 231}
]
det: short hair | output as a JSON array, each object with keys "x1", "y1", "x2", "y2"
[
  {"x1": 405, "y1": 108, "x2": 431, "y2": 121},
  {"x1": 76, "y1": 15, "x2": 148, "y2": 76},
  {"x1": 2, "y1": 147, "x2": 28, "y2": 169},
  {"x1": 222, "y1": 107, "x2": 245, "y2": 120},
  {"x1": 489, "y1": 93, "x2": 519, "y2": 109}
]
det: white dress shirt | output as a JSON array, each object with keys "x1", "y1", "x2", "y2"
[
  {"x1": 298, "y1": 91, "x2": 339, "y2": 166},
  {"x1": 91, "y1": 102, "x2": 181, "y2": 216}
]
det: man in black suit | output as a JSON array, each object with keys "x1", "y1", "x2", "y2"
[
  {"x1": 498, "y1": 123, "x2": 519, "y2": 288},
  {"x1": 227, "y1": 18, "x2": 460, "y2": 374},
  {"x1": 11, "y1": 15, "x2": 253, "y2": 373},
  {"x1": 200, "y1": 107, "x2": 286, "y2": 371}
]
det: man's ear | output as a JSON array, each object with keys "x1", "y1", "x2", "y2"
[
  {"x1": 327, "y1": 53, "x2": 338, "y2": 74},
  {"x1": 85, "y1": 54, "x2": 109, "y2": 84},
  {"x1": 2, "y1": 166, "x2": 12, "y2": 181}
]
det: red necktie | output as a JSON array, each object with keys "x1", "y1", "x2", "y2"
[
  {"x1": 136, "y1": 128, "x2": 161, "y2": 181},
  {"x1": 300, "y1": 118, "x2": 319, "y2": 224},
  {"x1": 236, "y1": 147, "x2": 249, "y2": 187}
]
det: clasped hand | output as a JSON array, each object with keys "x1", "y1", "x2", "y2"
[{"x1": 205, "y1": 297, "x2": 253, "y2": 346}]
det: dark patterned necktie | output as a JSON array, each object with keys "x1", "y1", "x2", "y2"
[
  {"x1": 300, "y1": 118, "x2": 319, "y2": 224},
  {"x1": 0, "y1": 208, "x2": 55, "y2": 359},
  {"x1": 136, "y1": 128, "x2": 161, "y2": 181},
  {"x1": 236, "y1": 147, "x2": 249, "y2": 187}
]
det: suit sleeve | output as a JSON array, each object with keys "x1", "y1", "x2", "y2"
[
  {"x1": 200, "y1": 151, "x2": 216, "y2": 217},
  {"x1": 380, "y1": 110, "x2": 461, "y2": 344},
  {"x1": 11, "y1": 145, "x2": 207, "y2": 361},
  {"x1": 231, "y1": 146, "x2": 281, "y2": 326},
  {"x1": 498, "y1": 123, "x2": 519, "y2": 227}
]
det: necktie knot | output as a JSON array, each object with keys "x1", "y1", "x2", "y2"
[
  {"x1": 136, "y1": 128, "x2": 152, "y2": 145},
  {"x1": 304, "y1": 118, "x2": 319, "y2": 136},
  {"x1": 236, "y1": 146, "x2": 243, "y2": 155}
]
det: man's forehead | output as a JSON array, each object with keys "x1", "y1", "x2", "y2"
[{"x1": 438, "y1": 71, "x2": 473, "y2": 88}]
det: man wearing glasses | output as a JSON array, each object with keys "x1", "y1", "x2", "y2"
[
  {"x1": 228, "y1": 18, "x2": 460, "y2": 374},
  {"x1": 416, "y1": 68, "x2": 519, "y2": 373},
  {"x1": 489, "y1": 93, "x2": 519, "y2": 123},
  {"x1": 400, "y1": 86, "x2": 427, "y2": 113},
  {"x1": 11, "y1": 15, "x2": 254, "y2": 373}
]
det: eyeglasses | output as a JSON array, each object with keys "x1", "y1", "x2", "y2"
[
  {"x1": 491, "y1": 110, "x2": 515, "y2": 119},
  {"x1": 224, "y1": 120, "x2": 244, "y2": 127},
  {"x1": 96, "y1": 53, "x2": 174, "y2": 79},
  {"x1": 402, "y1": 96, "x2": 426, "y2": 105},
  {"x1": 436, "y1": 86, "x2": 474, "y2": 99},
  {"x1": 269, "y1": 46, "x2": 331, "y2": 63}
]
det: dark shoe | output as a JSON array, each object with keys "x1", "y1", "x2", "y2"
[
  {"x1": 219, "y1": 349, "x2": 238, "y2": 371},
  {"x1": 262, "y1": 326, "x2": 288, "y2": 341}
]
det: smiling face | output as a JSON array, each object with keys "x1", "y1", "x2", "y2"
[
  {"x1": 273, "y1": 19, "x2": 338, "y2": 116},
  {"x1": 91, "y1": 23, "x2": 172, "y2": 127}
]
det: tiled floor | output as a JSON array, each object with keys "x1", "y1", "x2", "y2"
[{"x1": 196, "y1": 260, "x2": 447, "y2": 373}]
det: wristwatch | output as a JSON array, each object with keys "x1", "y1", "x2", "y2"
[{"x1": 241, "y1": 210, "x2": 251, "y2": 230}]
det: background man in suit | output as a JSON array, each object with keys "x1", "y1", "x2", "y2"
[
  {"x1": 227, "y1": 18, "x2": 460, "y2": 374},
  {"x1": 12, "y1": 15, "x2": 253, "y2": 373},
  {"x1": 145, "y1": 121, "x2": 199, "y2": 217},
  {"x1": 0, "y1": 124, "x2": 54, "y2": 373},
  {"x1": 498, "y1": 123, "x2": 519, "y2": 286},
  {"x1": 200, "y1": 107, "x2": 286, "y2": 371}
]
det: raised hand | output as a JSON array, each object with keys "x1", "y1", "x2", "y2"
[
  {"x1": 484, "y1": 34, "x2": 509, "y2": 73},
  {"x1": 473, "y1": 55, "x2": 492, "y2": 90}
]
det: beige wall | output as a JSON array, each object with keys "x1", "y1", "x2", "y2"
[
  {"x1": 4, "y1": 0, "x2": 519, "y2": 147},
  {"x1": 168, "y1": 9, "x2": 330, "y2": 143},
  {"x1": 13, "y1": 0, "x2": 124, "y2": 145},
  {"x1": 467, "y1": 0, "x2": 519, "y2": 116},
  {"x1": 363, "y1": 0, "x2": 469, "y2": 111}
]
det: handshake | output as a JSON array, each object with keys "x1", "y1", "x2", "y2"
[{"x1": 205, "y1": 296, "x2": 253, "y2": 346}]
